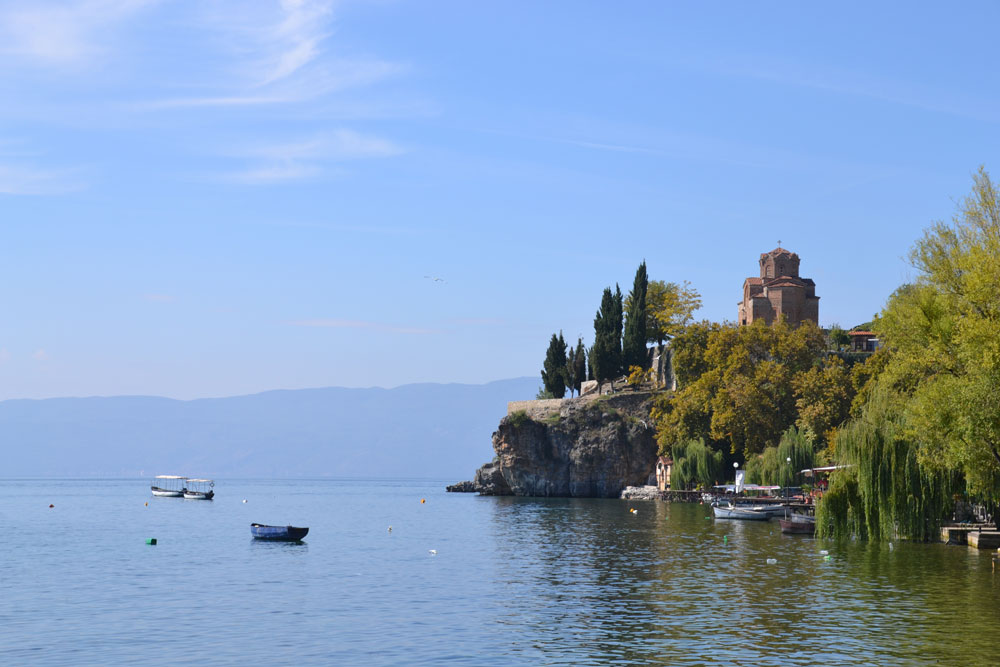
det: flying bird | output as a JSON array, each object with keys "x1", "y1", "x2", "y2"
[{"x1": 423, "y1": 275, "x2": 446, "y2": 283}]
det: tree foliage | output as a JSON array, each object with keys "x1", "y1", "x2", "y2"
[
  {"x1": 541, "y1": 331, "x2": 567, "y2": 398},
  {"x1": 816, "y1": 390, "x2": 959, "y2": 542},
  {"x1": 828, "y1": 324, "x2": 850, "y2": 351},
  {"x1": 818, "y1": 167, "x2": 1000, "y2": 540},
  {"x1": 645, "y1": 280, "x2": 702, "y2": 345},
  {"x1": 670, "y1": 438, "x2": 724, "y2": 490},
  {"x1": 591, "y1": 285, "x2": 623, "y2": 392},
  {"x1": 745, "y1": 427, "x2": 817, "y2": 487},
  {"x1": 655, "y1": 319, "x2": 842, "y2": 457},
  {"x1": 623, "y1": 262, "x2": 648, "y2": 370}
]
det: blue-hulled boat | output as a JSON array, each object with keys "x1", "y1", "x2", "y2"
[{"x1": 251, "y1": 523, "x2": 309, "y2": 541}]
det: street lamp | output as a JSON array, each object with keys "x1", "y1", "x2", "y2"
[{"x1": 786, "y1": 457, "x2": 792, "y2": 498}]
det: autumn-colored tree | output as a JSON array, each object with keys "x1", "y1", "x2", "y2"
[
  {"x1": 645, "y1": 280, "x2": 702, "y2": 344},
  {"x1": 654, "y1": 319, "x2": 838, "y2": 457},
  {"x1": 792, "y1": 357, "x2": 852, "y2": 444}
]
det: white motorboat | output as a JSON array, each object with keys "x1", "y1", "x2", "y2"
[
  {"x1": 183, "y1": 478, "x2": 215, "y2": 500},
  {"x1": 712, "y1": 502, "x2": 770, "y2": 521},
  {"x1": 151, "y1": 475, "x2": 187, "y2": 497}
]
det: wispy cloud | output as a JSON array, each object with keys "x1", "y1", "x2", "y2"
[
  {"x1": 288, "y1": 319, "x2": 440, "y2": 335},
  {"x1": 709, "y1": 56, "x2": 1000, "y2": 124},
  {"x1": 0, "y1": 164, "x2": 85, "y2": 195},
  {"x1": 257, "y1": 0, "x2": 335, "y2": 85},
  {"x1": 0, "y1": 0, "x2": 155, "y2": 66},
  {"x1": 221, "y1": 129, "x2": 403, "y2": 184}
]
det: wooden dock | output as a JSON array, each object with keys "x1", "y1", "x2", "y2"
[
  {"x1": 967, "y1": 531, "x2": 1000, "y2": 550},
  {"x1": 940, "y1": 524, "x2": 994, "y2": 545}
]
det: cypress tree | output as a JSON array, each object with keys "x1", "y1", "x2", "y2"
[
  {"x1": 592, "y1": 287, "x2": 619, "y2": 393},
  {"x1": 541, "y1": 332, "x2": 567, "y2": 398},
  {"x1": 565, "y1": 346, "x2": 577, "y2": 398},
  {"x1": 613, "y1": 284, "x2": 624, "y2": 376},
  {"x1": 623, "y1": 261, "x2": 648, "y2": 370},
  {"x1": 574, "y1": 338, "x2": 587, "y2": 395}
]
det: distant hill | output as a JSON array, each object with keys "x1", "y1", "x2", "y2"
[{"x1": 0, "y1": 378, "x2": 539, "y2": 479}]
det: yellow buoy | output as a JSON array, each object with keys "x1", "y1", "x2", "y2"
[
  {"x1": 421, "y1": 498, "x2": 426, "y2": 504},
  {"x1": 144, "y1": 502, "x2": 148, "y2": 507}
]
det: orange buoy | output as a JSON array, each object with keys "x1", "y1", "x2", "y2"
[{"x1": 421, "y1": 498, "x2": 426, "y2": 504}]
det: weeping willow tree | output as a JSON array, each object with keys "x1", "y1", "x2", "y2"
[
  {"x1": 671, "y1": 438, "x2": 724, "y2": 490},
  {"x1": 816, "y1": 391, "x2": 958, "y2": 542},
  {"x1": 745, "y1": 426, "x2": 816, "y2": 487}
]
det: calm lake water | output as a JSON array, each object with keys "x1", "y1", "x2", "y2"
[{"x1": 1, "y1": 479, "x2": 998, "y2": 665}]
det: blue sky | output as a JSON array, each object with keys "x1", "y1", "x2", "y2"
[{"x1": 1, "y1": 1, "x2": 998, "y2": 400}]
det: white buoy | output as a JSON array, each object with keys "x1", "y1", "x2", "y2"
[
  {"x1": 242, "y1": 499, "x2": 248, "y2": 503},
  {"x1": 888, "y1": 542, "x2": 894, "y2": 550},
  {"x1": 388, "y1": 526, "x2": 392, "y2": 533},
  {"x1": 428, "y1": 549, "x2": 437, "y2": 555},
  {"x1": 766, "y1": 558, "x2": 777, "y2": 565},
  {"x1": 819, "y1": 550, "x2": 829, "y2": 555}
]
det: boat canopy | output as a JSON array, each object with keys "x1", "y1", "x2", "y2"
[
  {"x1": 800, "y1": 465, "x2": 854, "y2": 476},
  {"x1": 155, "y1": 475, "x2": 186, "y2": 479},
  {"x1": 187, "y1": 478, "x2": 213, "y2": 483},
  {"x1": 712, "y1": 484, "x2": 781, "y2": 491}
]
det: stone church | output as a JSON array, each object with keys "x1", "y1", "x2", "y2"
[{"x1": 738, "y1": 246, "x2": 819, "y2": 327}]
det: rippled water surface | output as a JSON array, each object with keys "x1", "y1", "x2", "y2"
[{"x1": 2, "y1": 479, "x2": 999, "y2": 665}]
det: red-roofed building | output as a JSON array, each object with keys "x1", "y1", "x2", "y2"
[
  {"x1": 849, "y1": 330, "x2": 879, "y2": 352},
  {"x1": 738, "y1": 246, "x2": 819, "y2": 327}
]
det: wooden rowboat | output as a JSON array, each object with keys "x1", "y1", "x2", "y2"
[
  {"x1": 779, "y1": 514, "x2": 816, "y2": 534},
  {"x1": 251, "y1": 523, "x2": 309, "y2": 541}
]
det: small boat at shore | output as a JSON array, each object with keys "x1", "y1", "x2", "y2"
[
  {"x1": 183, "y1": 478, "x2": 215, "y2": 500},
  {"x1": 713, "y1": 503, "x2": 770, "y2": 521},
  {"x1": 151, "y1": 475, "x2": 187, "y2": 497},
  {"x1": 251, "y1": 523, "x2": 309, "y2": 541},
  {"x1": 779, "y1": 514, "x2": 816, "y2": 534}
]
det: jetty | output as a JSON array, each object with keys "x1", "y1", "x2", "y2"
[{"x1": 940, "y1": 524, "x2": 1000, "y2": 549}]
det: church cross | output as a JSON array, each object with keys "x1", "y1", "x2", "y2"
[{"x1": 777, "y1": 239, "x2": 782, "y2": 247}]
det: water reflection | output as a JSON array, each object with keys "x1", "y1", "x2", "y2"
[{"x1": 487, "y1": 498, "x2": 1000, "y2": 666}]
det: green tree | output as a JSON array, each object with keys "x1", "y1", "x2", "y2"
[
  {"x1": 565, "y1": 346, "x2": 577, "y2": 398},
  {"x1": 818, "y1": 167, "x2": 1000, "y2": 540},
  {"x1": 623, "y1": 262, "x2": 648, "y2": 370},
  {"x1": 828, "y1": 324, "x2": 850, "y2": 351},
  {"x1": 612, "y1": 283, "x2": 624, "y2": 375},
  {"x1": 645, "y1": 280, "x2": 702, "y2": 344},
  {"x1": 792, "y1": 357, "x2": 852, "y2": 445},
  {"x1": 540, "y1": 331, "x2": 567, "y2": 398},
  {"x1": 655, "y1": 319, "x2": 833, "y2": 457},
  {"x1": 592, "y1": 286, "x2": 623, "y2": 393},
  {"x1": 573, "y1": 338, "x2": 587, "y2": 395},
  {"x1": 670, "y1": 438, "x2": 724, "y2": 490}
]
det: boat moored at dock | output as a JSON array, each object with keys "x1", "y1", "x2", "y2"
[{"x1": 712, "y1": 502, "x2": 770, "y2": 520}]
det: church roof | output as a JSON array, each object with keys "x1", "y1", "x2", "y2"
[
  {"x1": 759, "y1": 246, "x2": 798, "y2": 259},
  {"x1": 744, "y1": 277, "x2": 763, "y2": 285}
]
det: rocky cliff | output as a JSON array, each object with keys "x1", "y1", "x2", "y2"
[{"x1": 450, "y1": 391, "x2": 658, "y2": 498}]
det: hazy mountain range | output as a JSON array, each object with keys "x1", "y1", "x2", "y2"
[{"x1": 0, "y1": 378, "x2": 539, "y2": 479}]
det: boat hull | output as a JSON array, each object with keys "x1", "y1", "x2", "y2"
[
  {"x1": 251, "y1": 524, "x2": 309, "y2": 541},
  {"x1": 151, "y1": 487, "x2": 184, "y2": 497},
  {"x1": 779, "y1": 518, "x2": 816, "y2": 534},
  {"x1": 183, "y1": 490, "x2": 214, "y2": 500},
  {"x1": 713, "y1": 505, "x2": 770, "y2": 521}
]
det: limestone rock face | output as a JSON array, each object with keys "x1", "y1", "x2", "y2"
[{"x1": 490, "y1": 392, "x2": 657, "y2": 498}]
